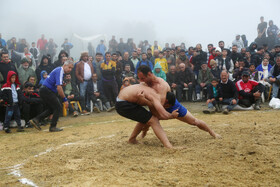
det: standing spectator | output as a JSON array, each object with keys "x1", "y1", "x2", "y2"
[
  {"x1": 109, "y1": 35, "x2": 118, "y2": 53},
  {"x1": 87, "y1": 42, "x2": 95, "y2": 57},
  {"x1": 218, "y1": 41, "x2": 231, "y2": 56},
  {"x1": 100, "y1": 52, "x2": 118, "y2": 106},
  {"x1": 196, "y1": 63, "x2": 214, "y2": 100},
  {"x1": 121, "y1": 51, "x2": 134, "y2": 72},
  {"x1": 1, "y1": 71, "x2": 23, "y2": 133},
  {"x1": 0, "y1": 51, "x2": 17, "y2": 84},
  {"x1": 53, "y1": 50, "x2": 68, "y2": 68},
  {"x1": 117, "y1": 38, "x2": 126, "y2": 55},
  {"x1": 17, "y1": 57, "x2": 36, "y2": 86},
  {"x1": 247, "y1": 42, "x2": 258, "y2": 55},
  {"x1": 268, "y1": 55, "x2": 280, "y2": 98},
  {"x1": 112, "y1": 53, "x2": 123, "y2": 91},
  {"x1": 45, "y1": 38, "x2": 57, "y2": 62},
  {"x1": 236, "y1": 71, "x2": 264, "y2": 110},
  {"x1": 241, "y1": 35, "x2": 248, "y2": 48},
  {"x1": 192, "y1": 43, "x2": 207, "y2": 76},
  {"x1": 176, "y1": 63, "x2": 195, "y2": 102},
  {"x1": 75, "y1": 52, "x2": 94, "y2": 100},
  {"x1": 29, "y1": 60, "x2": 74, "y2": 132},
  {"x1": 8, "y1": 37, "x2": 20, "y2": 64},
  {"x1": 13, "y1": 47, "x2": 36, "y2": 70},
  {"x1": 256, "y1": 16, "x2": 267, "y2": 47},
  {"x1": 206, "y1": 44, "x2": 214, "y2": 63},
  {"x1": 92, "y1": 52, "x2": 104, "y2": 80},
  {"x1": 134, "y1": 53, "x2": 153, "y2": 74},
  {"x1": 176, "y1": 49, "x2": 192, "y2": 71},
  {"x1": 143, "y1": 40, "x2": 151, "y2": 53},
  {"x1": 86, "y1": 73, "x2": 114, "y2": 112},
  {"x1": 17, "y1": 39, "x2": 28, "y2": 53},
  {"x1": 232, "y1": 34, "x2": 244, "y2": 52},
  {"x1": 96, "y1": 40, "x2": 106, "y2": 56},
  {"x1": 130, "y1": 51, "x2": 140, "y2": 69},
  {"x1": 186, "y1": 46, "x2": 194, "y2": 60},
  {"x1": 165, "y1": 48, "x2": 175, "y2": 68},
  {"x1": 126, "y1": 38, "x2": 136, "y2": 55},
  {"x1": 0, "y1": 33, "x2": 7, "y2": 48},
  {"x1": 61, "y1": 38, "x2": 73, "y2": 56},
  {"x1": 216, "y1": 49, "x2": 234, "y2": 77},
  {"x1": 35, "y1": 55, "x2": 54, "y2": 83},
  {"x1": 230, "y1": 45, "x2": 243, "y2": 64},
  {"x1": 154, "y1": 51, "x2": 168, "y2": 73},
  {"x1": 151, "y1": 41, "x2": 162, "y2": 55},
  {"x1": 37, "y1": 34, "x2": 48, "y2": 59},
  {"x1": 30, "y1": 42, "x2": 40, "y2": 67},
  {"x1": 218, "y1": 71, "x2": 238, "y2": 114}
]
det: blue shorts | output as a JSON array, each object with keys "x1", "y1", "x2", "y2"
[{"x1": 165, "y1": 99, "x2": 187, "y2": 117}]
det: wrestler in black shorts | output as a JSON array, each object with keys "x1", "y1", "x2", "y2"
[{"x1": 115, "y1": 97, "x2": 152, "y2": 124}]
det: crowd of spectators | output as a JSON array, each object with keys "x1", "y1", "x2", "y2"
[{"x1": 0, "y1": 16, "x2": 280, "y2": 133}]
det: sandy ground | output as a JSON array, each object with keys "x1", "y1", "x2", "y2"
[{"x1": 0, "y1": 102, "x2": 279, "y2": 186}]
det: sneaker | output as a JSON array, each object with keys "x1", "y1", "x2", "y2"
[
  {"x1": 29, "y1": 119, "x2": 42, "y2": 130},
  {"x1": 73, "y1": 111, "x2": 79, "y2": 117},
  {"x1": 203, "y1": 109, "x2": 210, "y2": 114},
  {"x1": 17, "y1": 127, "x2": 24, "y2": 132},
  {"x1": 25, "y1": 122, "x2": 33, "y2": 128},
  {"x1": 223, "y1": 108, "x2": 229, "y2": 115},
  {"x1": 80, "y1": 110, "x2": 90, "y2": 115},
  {"x1": 49, "y1": 127, "x2": 63, "y2": 132},
  {"x1": 4, "y1": 127, "x2": 11, "y2": 133},
  {"x1": 196, "y1": 94, "x2": 201, "y2": 101},
  {"x1": 254, "y1": 105, "x2": 261, "y2": 110},
  {"x1": 203, "y1": 108, "x2": 215, "y2": 114},
  {"x1": 93, "y1": 106, "x2": 101, "y2": 113},
  {"x1": 106, "y1": 106, "x2": 115, "y2": 112}
]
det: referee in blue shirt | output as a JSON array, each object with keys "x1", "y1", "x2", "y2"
[{"x1": 30, "y1": 60, "x2": 74, "y2": 132}]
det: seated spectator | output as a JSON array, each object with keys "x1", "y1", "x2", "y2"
[
  {"x1": 196, "y1": 63, "x2": 214, "y2": 100},
  {"x1": 121, "y1": 52, "x2": 135, "y2": 72},
  {"x1": 256, "y1": 58, "x2": 272, "y2": 99},
  {"x1": 175, "y1": 49, "x2": 192, "y2": 71},
  {"x1": 155, "y1": 51, "x2": 168, "y2": 73},
  {"x1": 13, "y1": 47, "x2": 36, "y2": 70},
  {"x1": 247, "y1": 42, "x2": 258, "y2": 55},
  {"x1": 233, "y1": 58, "x2": 249, "y2": 82},
  {"x1": 268, "y1": 55, "x2": 280, "y2": 98},
  {"x1": 236, "y1": 71, "x2": 264, "y2": 110},
  {"x1": 121, "y1": 64, "x2": 137, "y2": 84},
  {"x1": 251, "y1": 47, "x2": 265, "y2": 67},
  {"x1": 120, "y1": 77, "x2": 131, "y2": 90},
  {"x1": 1, "y1": 71, "x2": 23, "y2": 133},
  {"x1": 35, "y1": 55, "x2": 54, "y2": 83},
  {"x1": 248, "y1": 63, "x2": 258, "y2": 81},
  {"x1": 130, "y1": 51, "x2": 140, "y2": 69},
  {"x1": 203, "y1": 78, "x2": 221, "y2": 114},
  {"x1": 63, "y1": 74, "x2": 89, "y2": 116},
  {"x1": 134, "y1": 53, "x2": 153, "y2": 74},
  {"x1": 86, "y1": 73, "x2": 114, "y2": 113},
  {"x1": 38, "y1": 71, "x2": 48, "y2": 88},
  {"x1": 152, "y1": 62, "x2": 166, "y2": 81},
  {"x1": 218, "y1": 71, "x2": 238, "y2": 114},
  {"x1": 21, "y1": 82, "x2": 43, "y2": 128},
  {"x1": 17, "y1": 57, "x2": 37, "y2": 86},
  {"x1": 209, "y1": 59, "x2": 221, "y2": 80},
  {"x1": 176, "y1": 63, "x2": 195, "y2": 102},
  {"x1": 54, "y1": 50, "x2": 68, "y2": 68},
  {"x1": 207, "y1": 48, "x2": 217, "y2": 68},
  {"x1": 26, "y1": 75, "x2": 39, "y2": 92},
  {"x1": 166, "y1": 65, "x2": 179, "y2": 92}
]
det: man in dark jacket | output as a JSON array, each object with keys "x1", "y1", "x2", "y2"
[
  {"x1": 166, "y1": 65, "x2": 179, "y2": 92},
  {"x1": 86, "y1": 73, "x2": 114, "y2": 112},
  {"x1": 192, "y1": 44, "x2": 207, "y2": 76},
  {"x1": 0, "y1": 51, "x2": 17, "y2": 85},
  {"x1": 53, "y1": 50, "x2": 68, "y2": 68},
  {"x1": 35, "y1": 55, "x2": 54, "y2": 83},
  {"x1": 218, "y1": 71, "x2": 239, "y2": 114},
  {"x1": 176, "y1": 63, "x2": 195, "y2": 102}
]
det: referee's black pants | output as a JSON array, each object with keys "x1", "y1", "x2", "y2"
[{"x1": 34, "y1": 86, "x2": 62, "y2": 128}]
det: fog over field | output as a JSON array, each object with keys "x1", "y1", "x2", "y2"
[{"x1": 1, "y1": 0, "x2": 279, "y2": 58}]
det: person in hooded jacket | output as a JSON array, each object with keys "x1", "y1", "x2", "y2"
[
  {"x1": 38, "y1": 70, "x2": 48, "y2": 87},
  {"x1": 247, "y1": 42, "x2": 258, "y2": 55},
  {"x1": 1, "y1": 71, "x2": 23, "y2": 133},
  {"x1": 35, "y1": 55, "x2": 54, "y2": 83},
  {"x1": 152, "y1": 62, "x2": 166, "y2": 81},
  {"x1": 53, "y1": 50, "x2": 68, "y2": 68}
]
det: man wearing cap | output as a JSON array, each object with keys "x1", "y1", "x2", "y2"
[
  {"x1": 17, "y1": 57, "x2": 37, "y2": 86},
  {"x1": 268, "y1": 55, "x2": 280, "y2": 98},
  {"x1": 236, "y1": 71, "x2": 264, "y2": 110}
]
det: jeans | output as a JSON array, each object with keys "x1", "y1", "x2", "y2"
[
  {"x1": 4, "y1": 103, "x2": 21, "y2": 128},
  {"x1": 221, "y1": 98, "x2": 238, "y2": 111},
  {"x1": 79, "y1": 81, "x2": 89, "y2": 97},
  {"x1": 272, "y1": 83, "x2": 279, "y2": 98}
]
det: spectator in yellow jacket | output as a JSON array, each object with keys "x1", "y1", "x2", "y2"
[{"x1": 155, "y1": 51, "x2": 168, "y2": 73}]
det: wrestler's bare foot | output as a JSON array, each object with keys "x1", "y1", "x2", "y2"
[
  {"x1": 214, "y1": 133, "x2": 222, "y2": 139},
  {"x1": 164, "y1": 146, "x2": 186, "y2": 150},
  {"x1": 141, "y1": 126, "x2": 150, "y2": 139},
  {"x1": 128, "y1": 138, "x2": 139, "y2": 144}
]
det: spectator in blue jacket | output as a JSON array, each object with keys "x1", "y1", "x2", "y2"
[{"x1": 134, "y1": 53, "x2": 153, "y2": 74}]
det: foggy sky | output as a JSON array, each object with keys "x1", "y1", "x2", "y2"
[{"x1": 1, "y1": 0, "x2": 279, "y2": 58}]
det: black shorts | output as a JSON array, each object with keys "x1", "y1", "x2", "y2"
[{"x1": 115, "y1": 101, "x2": 152, "y2": 124}]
